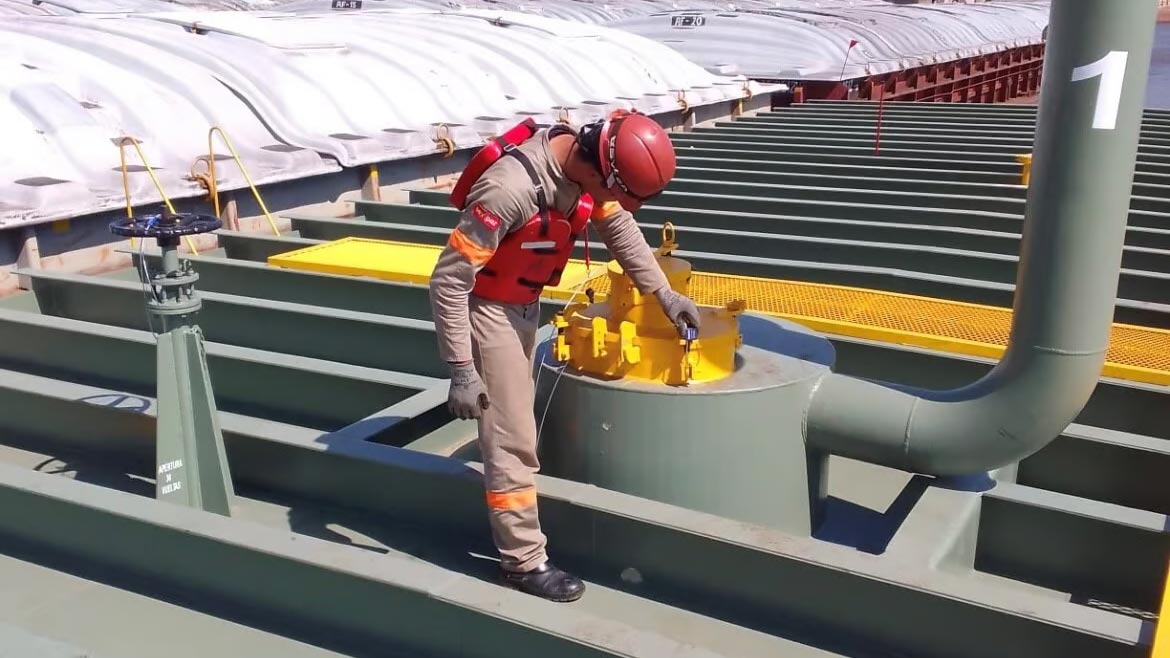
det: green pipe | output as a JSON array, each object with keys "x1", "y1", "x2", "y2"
[
  {"x1": 666, "y1": 178, "x2": 1027, "y2": 215},
  {"x1": 18, "y1": 269, "x2": 447, "y2": 379},
  {"x1": 216, "y1": 230, "x2": 316, "y2": 262},
  {"x1": 136, "y1": 251, "x2": 437, "y2": 321},
  {"x1": 687, "y1": 128, "x2": 1170, "y2": 163},
  {"x1": 793, "y1": 102, "x2": 1170, "y2": 121},
  {"x1": 0, "y1": 307, "x2": 428, "y2": 431},
  {"x1": 670, "y1": 146, "x2": 1023, "y2": 173},
  {"x1": 745, "y1": 116, "x2": 1040, "y2": 132},
  {"x1": 707, "y1": 125, "x2": 1037, "y2": 148},
  {"x1": 804, "y1": 0, "x2": 1159, "y2": 475},
  {"x1": 673, "y1": 157, "x2": 1023, "y2": 184},
  {"x1": 673, "y1": 134, "x2": 1013, "y2": 162},
  {"x1": 766, "y1": 107, "x2": 1170, "y2": 126}
]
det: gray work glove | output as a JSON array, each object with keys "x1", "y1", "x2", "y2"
[
  {"x1": 654, "y1": 288, "x2": 701, "y2": 338},
  {"x1": 447, "y1": 361, "x2": 489, "y2": 420}
]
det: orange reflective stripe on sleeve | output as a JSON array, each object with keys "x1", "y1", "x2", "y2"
[
  {"x1": 486, "y1": 487, "x2": 537, "y2": 511},
  {"x1": 590, "y1": 200, "x2": 621, "y2": 222},
  {"x1": 448, "y1": 228, "x2": 494, "y2": 266}
]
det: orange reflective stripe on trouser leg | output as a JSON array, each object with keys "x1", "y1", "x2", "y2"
[
  {"x1": 486, "y1": 486, "x2": 537, "y2": 511},
  {"x1": 448, "y1": 228, "x2": 494, "y2": 266}
]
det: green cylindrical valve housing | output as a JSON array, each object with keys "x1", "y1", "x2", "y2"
[{"x1": 534, "y1": 314, "x2": 832, "y2": 536}]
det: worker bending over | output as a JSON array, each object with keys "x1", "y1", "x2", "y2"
[{"x1": 428, "y1": 110, "x2": 700, "y2": 603}]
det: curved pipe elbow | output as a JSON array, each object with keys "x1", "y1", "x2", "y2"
[
  {"x1": 799, "y1": 0, "x2": 1156, "y2": 479},
  {"x1": 803, "y1": 348, "x2": 1105, "y2": 476}
]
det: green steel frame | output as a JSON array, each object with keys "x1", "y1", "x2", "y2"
[
  {"x1": 0, "y1": 3, "x2": 1166, "y2": 656},
  {"x1": 0, "y1": 234, "x2": 1165, "y2": 656}
]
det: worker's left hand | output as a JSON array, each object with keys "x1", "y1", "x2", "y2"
[
  {"x1": 447, "y1": 361, "x2": 490, "y2": 420},
  {"x1": 654, "y1": 288, "x2": 701, "y2": 337}
]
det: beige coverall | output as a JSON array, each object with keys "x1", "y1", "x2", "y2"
[{"x1": 429, "y1": 128, "x2": 670, "y2": 572}]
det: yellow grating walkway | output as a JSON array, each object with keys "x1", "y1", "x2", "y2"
[{"x1": 269, "y1": 237, "x2": 1170, "y2": 386}]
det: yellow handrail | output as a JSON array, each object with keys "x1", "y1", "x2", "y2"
[
  {"x1": 118, "y1": 136, "x2": 199, "y2": 255},
  {"x1": 206, "y1": 126, "x2": 281, "y2": 237}
]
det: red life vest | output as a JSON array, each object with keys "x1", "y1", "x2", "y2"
[{"x1": 449, "y1": 118, "x2": 593, "y2": 305}]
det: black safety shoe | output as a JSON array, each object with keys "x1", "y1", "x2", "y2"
[{"x1": 500, "y1": 562, "x2": 585, "y2": 602}]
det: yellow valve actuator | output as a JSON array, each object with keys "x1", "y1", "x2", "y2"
[{"x1": 552, "y1": 224, "x2": 746, "y2": 386}]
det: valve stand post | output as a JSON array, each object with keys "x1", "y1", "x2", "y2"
[{"x1": 110, "y1": 211, "x2": 235, "y2": 516}]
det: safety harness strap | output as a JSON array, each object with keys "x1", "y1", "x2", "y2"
[{"x1": 503, "y1": 146, "x2": 551, "y2": 237}]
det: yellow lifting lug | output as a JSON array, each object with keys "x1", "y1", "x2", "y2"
[
  {"x1": 654, "y1": 222, "x2": 679, "y2": 258},
  {"x1": 724, "y1": 300, "x2": 748, "y2": 348},
  {"x1": 619, "y1": 320, "x2": 641, "y2": 366},
  {"x1": 433, "y1": 123, "x2": 456, "y2": 159},
  {"x1": 553, "y1": 312, "x2": 572, "y2": 362},
  {"x1": 720, "y1": 299, "x2": 748, "y2": 318},
  {"x1": 590, "y1": 316, "x2": 608, "y2": 358}
]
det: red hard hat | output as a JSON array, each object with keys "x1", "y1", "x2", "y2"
[{"x1": 596, "y1": 110, "x2": 676, "y2": 207}]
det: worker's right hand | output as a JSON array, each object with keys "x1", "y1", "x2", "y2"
[
  {"x1": 654, "y1": 288, "x2": 701, "y2": 338},
  {"x1": 447, "y1": 361, "x2": 490, "y2": 420}
]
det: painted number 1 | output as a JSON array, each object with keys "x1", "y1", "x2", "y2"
[{"x1": 1070, "y1": 50, "x2": 1129, "y2": 131}]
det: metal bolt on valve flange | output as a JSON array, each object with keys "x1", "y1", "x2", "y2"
[{"x1": 111, "y1": 212, "x2": 222, "y2": 328}]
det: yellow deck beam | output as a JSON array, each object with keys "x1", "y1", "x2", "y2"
[
  {"x1": 268, "y1": 237, "x2": 1170, "y2": 387},
  {"x1": 268, "y1": 237, "x2": 610, "y2": 300},
  {"x1": 1154, "y1": 560, "x2": 1170, "y2": 658}
]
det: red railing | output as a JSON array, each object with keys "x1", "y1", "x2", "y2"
[
  {"x1": 784, "y1": 44, "x2": 1046, "y2": 106},
  {"x1": 860, "y1": 48, "x2": 1045, "y2": 103}
]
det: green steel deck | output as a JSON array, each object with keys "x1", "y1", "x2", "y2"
[{"x1": 0, "y1": 100, "x2": 1166, "y2": 657}]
